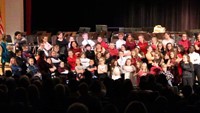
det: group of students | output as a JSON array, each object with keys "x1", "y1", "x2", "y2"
[{"x1": 0, "y1": 31, "x2": 200, "y2": 88}]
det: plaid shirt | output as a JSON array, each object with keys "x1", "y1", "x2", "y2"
[{"x1": 160, "y1": 71, "x2": 174, "y2": 80}]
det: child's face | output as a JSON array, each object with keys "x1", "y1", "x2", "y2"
[
  {"x1": 167, "y1": 44, "x2": 172, "y2": 50},
  {"x1": 68, "y1": 51, "x2": 73, "y2": 56},
  {"x1": 72, "y1": 42, "x2": 77, "y2": 47},
  {"x1": 152, "y1": 37, "x2": 157, "y2": 43},
  {"x1": 121, "y1": 46, "x2": 125, "y2": 51},
  {"x1": 7, "y1": 45, "x2": 13, "y2": 51},
  {"x1": 16, "y1": 51, "x2": 22, "y2": 56},
  {"x1": 23, "y1": 46, "x2": 28, "y2": 51},
  {"x1": 96, "y1": 44, "x2": 101, "y2": 49},
  {"x1": 40, "y1": 43, "x2": 45, "y2": 48},
  {"x1": 170, "y1": 52, "x2": 175, "y2": 58},
  {"x1": 132, "y1": 51, "x2": 136, "y2": 56},
  {"x1": 76, "y1": 59, "x2": 81, "y2": 64},
  {"x1": 99, "y1": 58, "x2": 104, "y2": 64},
  {"x1": 60, "y1": 62, "x2": 64, "y2": 67},
  {"x1": 183, "y1": 55, "x2": 188, "y2": 62},
  {"x1": 135, "y1": 48, "x2": 139, "y2": 53},
  {"x1": 89, "y1": 60, "x2": 94, "y2": 65},
  {"x1": 53, "y1": 46, "x2": 59, "y2": 52},
  {"x1": 97, "y1": 53, "x2": 102, "y2": 58},
  {"x1": 69, "y1": 37, "x2": 74, "y2": 42},
  {"x1": 136, "y1": 62, "x2": 141, "y2": 68},
  {"x1": 141, "y1": 63, "x2": 146, "y2": 69},
  {"x1": 158, "y1": 44, "x2": 163, "y2": 49},
  {"x1": 16, "y1": 34, "x2": 22, "y2": 40},
  {"x1": 43, "y1": 36, "x2": 48, "y2": 42},
  {"x1": 51, "y1": 51, "x2": 57, "y2": 57},
  {"x1": 138, "y1": 36, "x2": 144, "y2": 42},
  {"x1": 119, "y1": 51, "x2": 124, "y2": 57},
  {"x1": 127, "y1": 35, "x2": 132, "y2": 41},
  {"x1": 28, "y1": 59, "x2": 34, "y2": 65},
  {"x1": 153, "y1": 62, "x2": 158, "y2": 66},
  {"x1": 58, "y1": 33, "x2": 63, "y2": 39},
  {"x1": 147, "y1": 46, "x2": 153, "y2": 51},
  {"x1": 118, "y1": 34, "x2": 123, "y2": 40},
  {"x1": 105, "y1": 53, "x2": 110, "y2": 58},
  {"x1": 81, "y1": 54, "x2": 85, "y2": 58},
  {"x1": 10, "y1": 58, "x2": 16, "y2": 64},
  {"x1": 86, "y1": 46, "x2": 91, "y2": 50},
  {"x1": 82, "y1": 33, "x2": 88, "y2": 40},
  {"x1": 97, "y1": 37, "x2": 103, "y2": 42},
  {"x1": 126, "y1": 60, "x2": 132, "y2": 65}
]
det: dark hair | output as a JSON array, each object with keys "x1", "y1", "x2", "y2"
[
  {"x1": 67, "y1": 102, "x2": 89, "y2": 113},
  {"x1": 38, "y1": 50, "x2": 45, "y2": 59},
  {"x1": 124, "y1": 101, "x2": 148, "y2": 113},
  {"x1": 56, "y1": 31, "x2": 63, "y2": 36},
  {"x1": 110, "y1": 59, "x2": 119, "y2": 67},
  {"x1": 70, "y1": 41, "x2": 79, "y2": 49},
  {"x1": 15, "y1": 49, "x2": 22, "y2": 54},
  {"x1": 164, "y1": 31, "x2": 170, "y2": 35},
  {"x1": 177, "y1": 44, "x2": 185, "y2": 54},
  {"x1": 166, "y1": 43, "x2": 173, "y2": 51},
  {"x1": 189, "y1": 45, "x2": 195, "y2": 53},
  {"x1": 39, "y1": 35, "x2": 48, "y2": 43},
  {"x1": 14, "y1": 31, "x2": 21, "y2": 36},
  {"x1": 85, "y1": 44, "x2": 91, "y2": 47}
]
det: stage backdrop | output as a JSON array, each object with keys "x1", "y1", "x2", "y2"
[{"x1": 30, "y1": 0, "x2": 200, "y2": 33}]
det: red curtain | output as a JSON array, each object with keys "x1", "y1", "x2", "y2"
[{"x1": 0, "y1": 14, "x2": 4, "y2": 34}]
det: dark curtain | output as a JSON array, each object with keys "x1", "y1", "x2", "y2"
[
  {"x1": 119, "y1": 0, "x2": 200, "y2": 31},
  {"x1": 31, "y1": 0, "x2": 200, "y2": 32}
]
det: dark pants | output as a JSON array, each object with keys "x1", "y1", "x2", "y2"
[
  {"x1": 183, "y1": 77, "x2": 193, "y2": 88},
  {"x1": 193, "y1": 64, "x2": 200, "y2": 82},
  {"x1": 98, "y1": 73, "x2": 107, "y2": 80}
]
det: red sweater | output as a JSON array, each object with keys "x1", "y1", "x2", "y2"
[
  {"x1": 108, "y1": 48, "x2": 119, "y2": 57},
  {"x1": 151, "y1": 44, "x2": 157, "y2": 51},
  {"x1": 126, "y1": 41, "x2": 136, "y2": 50},
  {"x1": 100, "y1": 41, "x2": 109, "y2": 49},
  {"x1": 178, "y1": 39, "x2": 191, "y2": 52},
  {"x1": 150, "y1": 66, "x2": 162, "y2": 75},
  {"x1": 138, "y1": 41, "x2": 148, "y2": 54},
  {"x1": 71, "y1": 48, "x2": 82, "y2": 57},
  {"x1": 131, "y1": 57, "x2": 141, "y2": 66},
  {"x1": 67, "y1": 55, "x2": 77, "y2": 71}
]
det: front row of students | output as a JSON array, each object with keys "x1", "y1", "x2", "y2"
[{"x1": 8, "y1": 48, "x2": 195, "y2": 88}]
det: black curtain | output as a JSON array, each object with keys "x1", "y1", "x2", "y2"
[
  {"x1": 121, "y1": 0, "x2": 200, "y2": 31},
  {"x1": 31, "y1": 0, "x2": 200, "y2": 32}
]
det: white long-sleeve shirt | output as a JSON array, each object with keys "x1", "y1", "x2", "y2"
[
  {"x1": 116, "y1": 39, "x2": 126, "y2": 49},
  {"x1": 189, "y1": 52, "x2": 200, "y2": 64},
  {"x1": 51, "y1": 57, "x2": 61, "y2": 64},
  {"x1": 82, "y1": 39, "x2": 95, "y2": 47}
]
